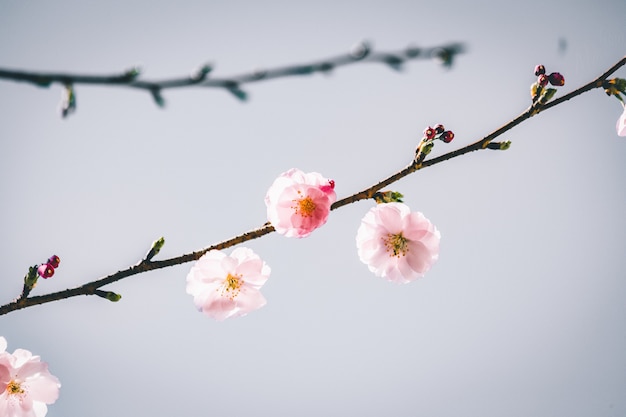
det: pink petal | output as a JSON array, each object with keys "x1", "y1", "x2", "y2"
[
  {"x1": 375, "y1": 203, "x2": 405, "y2": 233},
  {"x1": 32, "y1": 402, "x2": 48, "y2": 417},
  {"x1": 406, "y1": 241, "x2": 434, "y2": 274},
  {"x1": 25, "y1": 373, "x2": 60, "y2": 404},
  {"x1": 233, "y1": 286, "x2": 267, "y2": 316},
  {"x1": 617, "y1": 106, "x2": 626, "y2": 137}
]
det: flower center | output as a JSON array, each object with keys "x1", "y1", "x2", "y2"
[
  {"x1": 220, "y1": 273, "x2": 243, "y2": 300},
  {"x1": 292, "y1": 192, "x2": 316, "y2": 217},
  {"x1": 383, "y1": 233, "x2": 409, "y2": 257},
  {"x1": 6, "y1": 380, "x2": 24, "y2": 395}
]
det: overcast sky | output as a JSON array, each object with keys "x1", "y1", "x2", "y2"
[{"x1": 1, "y1": 1, "x2": 625, "y2": 416}]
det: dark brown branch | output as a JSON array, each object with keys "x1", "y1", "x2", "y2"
[
  {"x1": 1, "y1": 55, "x2": 624, "y2": 316},
  {"x1": 0, "y1": 41, "x2": 466, "y2": 110}
]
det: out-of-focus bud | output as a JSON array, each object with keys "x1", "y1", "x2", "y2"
[
  {"x1": 534, "y1": 64, "x2": 546, "y2": 76},
  {"x1": 548, "y1": 72, "x2": 565, "y2": 86},
  {"x1": 537, "y1": 74, "x2": 549, "y2": 87},
  {"x1": 434, "y1": 124, "x2": 445, "y2": 134}
]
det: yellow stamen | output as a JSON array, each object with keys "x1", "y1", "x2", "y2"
[
  {"x1": 218, "y1": 273, "x2": 243, "y2": 300},
  {"x1": 382, "y1": 233, "x2": 409, "y2": 257},
  {"x1": 6, "y1": 380, "x2": 24, "y2": 395},
  {"x1": 292, "y1": 191, "x2": 316, "y2": 217}
]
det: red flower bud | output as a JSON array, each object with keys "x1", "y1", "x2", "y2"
[
  {"x1": 423, "y1": 127, "x2": 436, "y2": 140},
  {"x1": 48, "y1": 255, "x2": 60, "y2": 269},
  {"x1": 37, "y1": 263, "x2": 55, "y2": 279},
  {"x1": 548, "y1": 72, "x2": 565, "y2": 86},
  {"x1": 441, "y1": 131, "x2": 454, "y2": 143},
  {"x1": 537, "y1": 74, "x2": 548, "y2": 87},
  {"x1": 534, "y1": 64, "x2": 546, "y2": 76},
  {"x1": 434, "y1": 124, "x2": 445, "y2": 134}
]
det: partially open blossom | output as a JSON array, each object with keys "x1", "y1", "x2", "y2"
[
  {"x1": 617, "y1": 105, "x2": 626, "y2": 137},
  {"x1": 265, "y1": 168, "x2": 336, "y2": 238},
  {"x1": 186, "y1": 247, "x2": 271, "y2": 321},
  {"x1": 36, "y1": 264, "x2": 54, "y2": 279},
  {"x1": 356, "y1": 202, "x2": 440, "y2": 283},
  {"x1": 0, "y1": 337, "x2": 61, "y2": 417}
]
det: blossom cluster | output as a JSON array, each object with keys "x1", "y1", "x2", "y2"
[
  {"x1": 186, "y1": 168, "x2": 441, "y2": 321},
  {"x1": 0, "y1": 337, "x2": 60, "y2": 417},
  {"x1": 36, "y1": 256, "x2": 60, "y2": 279},
  {"x1": 530, "y1": 64, "x2": 565, "y2": 105}
]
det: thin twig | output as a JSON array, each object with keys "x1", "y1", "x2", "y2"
[
  {"x1": 0, "y1": 41, "x2": 466, "y2": 113},
  {"x1": 1, "y1": 55, "x2": 624, "y2": 316}
]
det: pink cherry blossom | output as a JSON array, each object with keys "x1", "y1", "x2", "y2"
[
  {"x1": 0, "y1": 337, "x2": 61, "y2": 417},
  {"x1": 356, "y1": 202, "x2": 440, "y2": 283},
  {"x1": 265, "y1": 168, "x2": 336, "y2": 238},
  {"x1": 186, "y1": 247, "x2": 271, "y2": 321},
  {"x1": 617, "y1": 105, "x2": 626, "y2": 137}
]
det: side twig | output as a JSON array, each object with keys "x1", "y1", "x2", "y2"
[{"x1": 1, "y1": 55, "x2": 624, "y2": 316}]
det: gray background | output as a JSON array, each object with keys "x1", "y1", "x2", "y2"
[{"x1": 1, "y1": 0, "x2": 625, "y2": 416}]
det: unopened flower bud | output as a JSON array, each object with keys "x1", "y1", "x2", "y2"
[
  {"x1": 423, "y1": 127, "x2": 436, "y2": 140},
  {"x1": 548, "y1": 72, "x2": 565, "y2": 86},
  {"x1": 534, "y1": 64, "x2": 546, "y2": 76},
  {"x1": 441, "y1": 131, "x2": 455, "y2": 143},
  {"x1": 537, "y1": 74, "x2": 548, "y2": 87},
  {"x1": 320, "y1": 179, "x2": 336, "y2": 193},
  {"x1": 37, "y1": 263, "x2": 55, "y2": 279},
  {"x1": 47, "y1": 255, "x2": 60, "y2": 269},
  {"x1": 434, "y1": 124, "x2": 445, "y2": 134}
]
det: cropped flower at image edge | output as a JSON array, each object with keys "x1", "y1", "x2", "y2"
[
  {"x1": 356, "y1": 202, "x2": 440, "y2": 284},
  {"x1": 0, "y1": 337, "x2": 60, "y2": 417},
  {"x1": 186, "y1": 247, "x2": 271, "y2": 321},
  {"x1": 617, "y1": 104, "x2": 626, "y2": 137}
]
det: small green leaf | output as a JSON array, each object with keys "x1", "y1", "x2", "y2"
[
  {"x1": 145, "y1": 237, "x2": 165, "y2": 261},
  {"x1": 151, "y1": 88, "x2": 165, "y2": 107},
  {"x1": 24, "y1": 265, "x2": 39, "y2": 289},
  {"x1": 227, "y1": 86, "x2": 248, "y2": 101},
  {"x1": 95, "y1": 290, "x2": 122, "y2": 302},
  {"x1": 539, "y1": 87, "x2": 557, "y2": 104},
  {"x1": 373, "y1": 191, "x2": 404, "y2": 204}
]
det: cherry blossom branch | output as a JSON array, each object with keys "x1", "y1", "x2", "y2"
[
  {"x1": 0, "y1": 41, "x2": 465, "y2": 116},
  {"x1": 1, "y1": 55, "x2": 624, "y2": 316}
]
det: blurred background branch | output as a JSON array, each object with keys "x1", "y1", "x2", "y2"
[{"x1": 0, "y1": 41, "x2": 465, "y2": 117}]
